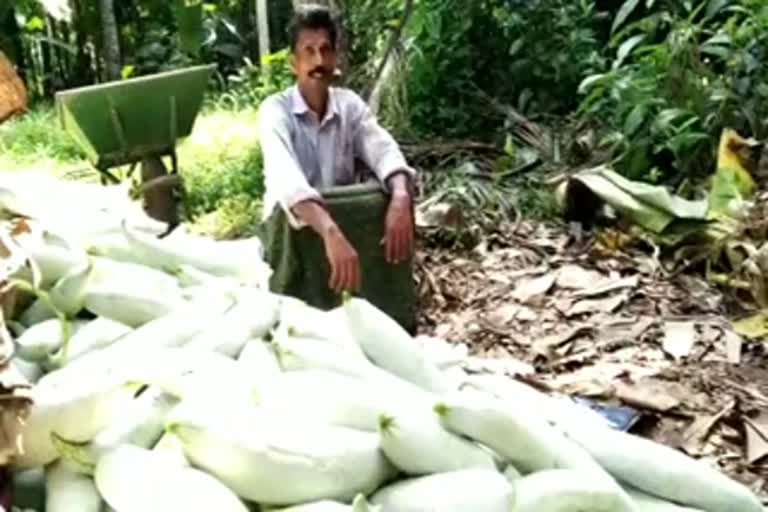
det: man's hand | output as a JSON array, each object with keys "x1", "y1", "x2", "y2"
[
  {"x1": 292, "y1": 199, "x2": 361, "y2": 293},
  {"x1": 383, "y1": 173, "x2": 414, "y2": 264},
  {"x1": 323, "y1": 225, "x2": 361, "y2": 293}
]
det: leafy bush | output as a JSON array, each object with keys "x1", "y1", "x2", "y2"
[
  {"x1": 214, "y1": 48, "x2": 294, "y2": 111},
  {"x1": 495, "y1": 0, "x2": 608, "y2": 118},
  {"x1": 178, "y1": 108, "x2": 264, "y2": 227},
  {"x1": 578, "y1": 0, "x2": 768, "y2": 184},
  {"x1": 392, "y1": 0, "x2": 606, "y2": 139}
]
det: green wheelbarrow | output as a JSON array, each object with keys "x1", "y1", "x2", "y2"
[{"x1": 54, "y1": 64, "x2": 216, "y2": 232}]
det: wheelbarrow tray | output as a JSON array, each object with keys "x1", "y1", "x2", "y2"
[{"x1": 54, "y1": 64, "x2": 215, "y2": 170}]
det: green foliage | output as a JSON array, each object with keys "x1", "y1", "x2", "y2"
[
  {"x1": 578, "y1": 0, "x2": 768, "y2": 184},
  {"x1": 496, "y1": 0, "x2": 608, "y2": 118},
  {"x1": 343, "y1": 0, "x2": 405, "y2": 91},
  {"x1": 392, "y1": 0, "x2": 606, "y2": 139},
  {"x1": 217, "y1": 48, "x2": 295, "y2": 111},
  {"x1": 396, "y1": 0, "x2": 506, "y2": 138},
  {"x1": 0, "y1": 105, "x2": 86, "y2": 166},
  {"x1": 176, "y1": 108, "x2": 264, "y2": 227},
  {"x1": 182, "y1": 145, "x2": 264, "y2": 219}
]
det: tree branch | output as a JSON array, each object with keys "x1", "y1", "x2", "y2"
[{"x1": 364, "y1": 0, "x2": 415, "y2": 110}]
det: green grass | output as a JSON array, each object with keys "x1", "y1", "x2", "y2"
[
  {"x1": 0, "y1": 103, "x2": 265, "y2": 239},
  {"x1": 0, "y1": 104, "x2": 90, "y2": 177},
  {"x1": 176, "y1": 107, "x2": 265, "y2": 238}
]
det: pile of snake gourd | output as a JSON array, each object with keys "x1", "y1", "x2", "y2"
[{"x1": 3, "y1": 219, "x2": 765, "y2": 512}]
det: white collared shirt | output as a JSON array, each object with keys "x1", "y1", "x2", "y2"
[{"x1": 257, "y1": 85, "x2": 416, "y2": 228}]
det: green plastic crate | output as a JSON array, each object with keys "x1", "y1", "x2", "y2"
[{"x1": 260, "y1": 181, "x2": 418, "y2": 333}]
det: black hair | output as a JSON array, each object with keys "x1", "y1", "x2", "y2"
[{"x1": 288, "y1": 4, "x2": 338, "y2": 52}]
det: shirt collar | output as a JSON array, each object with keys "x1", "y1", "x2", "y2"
[{"x1": 291, "y1": 85, "x2": 337, "y2": 125}]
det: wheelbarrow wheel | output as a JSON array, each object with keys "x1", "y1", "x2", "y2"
[{"x1": 140, "y1": 156, "x2": 181, "y2": 235}]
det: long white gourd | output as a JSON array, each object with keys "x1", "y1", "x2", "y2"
[
  {"x1": 184, "y1": 305, "x2": 256, "y2": 358},
  {"x1": 504, "y1": 464, "x2": 523, "y2": 484},
  {"x1": 261, "y1": 501, "x2": 354, "y2": 512},
  {"x1": 378, "y1": 410, "x2": 497, "y2": 475},
  {"x1": 272, "y1": 334, "x2": 374, "y2": 378},
  {"x1": 82, "y1": 284, "x2": 184, "y2": 327},
  {"x1": 95, "y1": 444, "x2": 249, "y2": 512},
  {"x1": 20, "y1": 260, "x2": 94, "y2": 325},
  {"x1": 48, "y1": 259, "x2": 93, "y2": 312},
  {"x1": 370, "y1": 469, "x2": 514, "y2": 512},
  {"x1": 624, "y1": 486, "x2": 704, "y2": 511},
  {"x1": 186, "y1": 289, "x2": 280, "y2": 357},
  {"x1": 268, "y1": 495, "x2": 378, "y2": 512},
  {"x1": 45, "y1": 461, "x2": 103, "y2": 512},
  {"x1": 256, "y1": 370, "x2": 430, "y2": 432},
  {"x1": 15, "y1": 319, "x2": 88, "y2": 362},
  {"x1": 125, "y1": 347, "x2": 262, "y2": 401},
  {"x1": 342, "y1": 296, "x2": 454, "y2": 393},
  {"x1": 52, "y1": 387, "x2": 179, "y2": 475},
  {"x1": 510, "y1": 469, "x2": 636, "y2": 512},
  {"x1": 171, "y1": 263, "x2": 241, "y2": 292},
  {"x1": 85, "y1": 230, "x2": 142, "y2": 263},
  {"x1": 121, "y1": 221, "x2": 272, "y2": 285},
  {"x1": 47, "y1": 346, "x2": 259, "y2": 409},
  {"x1": 152, "y1": 432, "x2": 189, "y2": 467},
  {"x1": 12, "y1": 357, "x2": 43, "y2": 384},
  {"x1": 71, "y1": 291, "x2": 236, "y2": 362},
  {"x1": 46, "y1": 316, "x2": 132, "y2": 369},
  {"x1": 23, "y1": 242, "x2": 88, "y2": 288},
  {"x1": 167, "y1": 404, "x2": 396, "y2": 506},
  {"x1": 89, "y1": 255, "x2": 179, "y2": 290},
  {"x1": 279, "y1": 301, "x2": 364, "y2": 357},
  {"x1": 435, "y1": 390, "x2": 607, "y2": 474},
  {"x1": 563, "y1": 425, "x2": 764, "y2": 512},
  {"x1": 14, "y1": 375, "x2": 139, "y2": 468},
  {"x1": 461, "y1": 374, "x2": 611, "y2": 431},
  {"x1": 237, "y1": 339, "x2": 282, "y2": 379}
]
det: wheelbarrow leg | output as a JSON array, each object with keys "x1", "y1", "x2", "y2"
[{"x1": 140, "y1": 156, "x2": 180, "y2": 235}]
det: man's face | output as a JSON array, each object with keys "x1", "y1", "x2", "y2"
[{"x1": 292, "y1": 28, "x2": 337, "y2": 91}]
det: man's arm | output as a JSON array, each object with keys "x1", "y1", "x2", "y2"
[
  {"x1": 352, "y1": 101, "x2": 417, "y2": 188},
  {"x1": 352, "y1": 97, "x2": 417, "y2": 264},
  {"x1": 257, "y1": 100, "x2": 361, "y2": 292},
  {"x1": 291, "y1": 200, "x2": 361, "y2": 293},
  {"x1": 257, "y1": 99, "x2": 322, "y2": 229}
]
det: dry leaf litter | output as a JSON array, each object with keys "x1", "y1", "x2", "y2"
[{"x1": 415, "y1": 218, "x2": 768, "y2": 502}]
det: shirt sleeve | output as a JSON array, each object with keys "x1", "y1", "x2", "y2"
[
  {"x1": 351, "y1": 95, "x2": 417, "y2": 191},
  {"x1": 257, "y1": 98, "x2": 322, "y2": 229}
]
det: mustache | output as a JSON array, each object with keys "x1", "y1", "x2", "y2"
[{"x1": 309, "y1": 66, "x2": 329, "y2": 76}]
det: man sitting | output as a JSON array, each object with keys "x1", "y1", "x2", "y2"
[{"x1": 257, "y1": 4, "x2": 417, "y2": 295}]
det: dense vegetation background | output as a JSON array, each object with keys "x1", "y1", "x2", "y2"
[{"x1": 2, "y1": 0, "x2": 768, "y2": 238}]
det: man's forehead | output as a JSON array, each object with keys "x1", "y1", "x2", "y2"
[{"x1": 296, "y1": 28, "x2": 333, "y2": 47}]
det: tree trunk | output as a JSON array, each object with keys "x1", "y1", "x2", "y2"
[
  {"x1": 366, "y1": 0, "x2": 414, "y2": 109},
  {"x1": 41, "y1": 18, "x2": 54, "y2": 94},
  {"x1": 71, "y1": 0, "x2": 94, "y2": 87},
  {"x1": 99, "y1": 0, "x2": 121, "y2": 81},
  {"x1": 256, "y1": 0, "x2": 270, "y2": 59}
]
